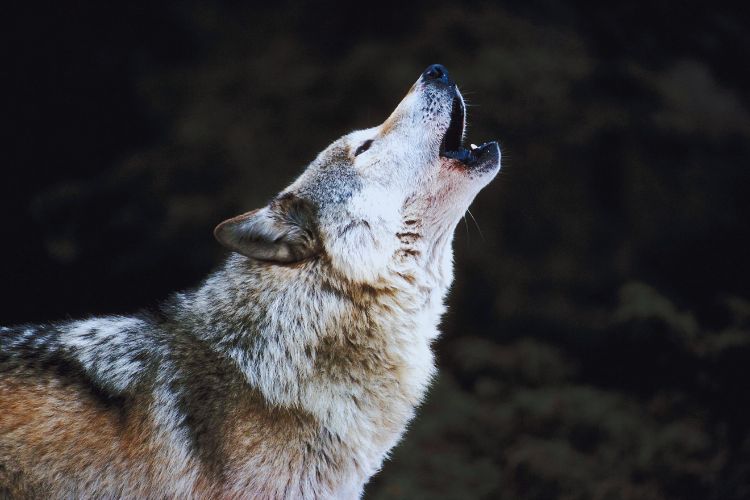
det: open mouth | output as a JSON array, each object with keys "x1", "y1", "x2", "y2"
[{"x1": 439, "y1": 95, "x2": 495, "y2": 166}]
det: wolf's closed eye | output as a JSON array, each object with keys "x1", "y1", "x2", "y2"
[{"x1": 354, "y1": 140, "x2": 373, "y2": 156}]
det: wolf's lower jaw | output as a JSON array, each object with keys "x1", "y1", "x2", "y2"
[{"x1": 439, "y1": 91, "x2": 499, "y2": 171}]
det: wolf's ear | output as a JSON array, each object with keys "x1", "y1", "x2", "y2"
[{"x1": 214, "y1": 194, "x2": 321, "y2": 263}]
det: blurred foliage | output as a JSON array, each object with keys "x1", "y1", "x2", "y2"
[
  {"x1": 4, "y1": 1, "x2": 750, "y2": 498},
  {"x1": 371, "y1": 283, "x2": 750, "y2": 499}
]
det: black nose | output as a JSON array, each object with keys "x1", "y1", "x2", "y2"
[{"x1": 422, "y1": 64, "x2": 452, "y2": 85}]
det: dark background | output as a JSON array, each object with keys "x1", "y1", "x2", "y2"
[{"x1": 4, "y1": 1, "x2": 750, "y2": 498}]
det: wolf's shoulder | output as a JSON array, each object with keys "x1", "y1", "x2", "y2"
[{"x1": 0, "y1": 314, "x2": 166, "y2": 395}]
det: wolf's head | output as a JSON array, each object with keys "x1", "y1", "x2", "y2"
[{"x1": 215, "y1": 65, "x2": 500, "y2": 284}]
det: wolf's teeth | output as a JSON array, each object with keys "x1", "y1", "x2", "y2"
[{"x1": 470, "y1": 143, "x2": 478, "y2": 150}]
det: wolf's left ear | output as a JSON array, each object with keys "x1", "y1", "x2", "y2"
[{"x1": 214, "y1": 194, "x2": 321, "y2": 263}]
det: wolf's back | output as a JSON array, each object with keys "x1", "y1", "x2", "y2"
[{"x1": 0, "y1": 320, "x2": 174, "y2": 497}]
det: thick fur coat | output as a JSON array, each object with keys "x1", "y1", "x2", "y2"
[{"x1": 0, "y1": 64, "x2": 501, "y2": 499}]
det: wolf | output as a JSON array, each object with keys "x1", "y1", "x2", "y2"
[{"x1": 0, "y1": 64, "x2": 500, "y2": 499}]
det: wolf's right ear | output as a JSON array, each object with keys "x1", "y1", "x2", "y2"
[{"x1": 213, "y1": 195, "x2": 321, "y2": 263}]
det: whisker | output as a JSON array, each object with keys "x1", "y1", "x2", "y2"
[{"x1": 466, "y1": 209, "x2": 485, "y2": 241}]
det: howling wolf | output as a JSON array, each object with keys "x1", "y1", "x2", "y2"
[{"x1": 0, "y1": 64, "x2": 501, "y2": 498}]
